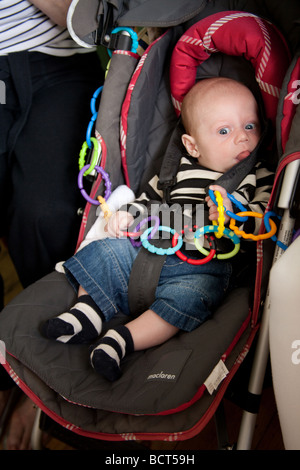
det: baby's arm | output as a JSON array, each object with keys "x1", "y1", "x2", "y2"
[{"x1": 205, "y1": 185, "x2": 233, "y2": 224}]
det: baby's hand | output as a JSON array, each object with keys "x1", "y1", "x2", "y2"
[
  {"x1": 205, "y1": 185, "x2": 233, "y2": 224},
  {"x1": 106, "y1": 211, "x2": 134, "y2": 238}
]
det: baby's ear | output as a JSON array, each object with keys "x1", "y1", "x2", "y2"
[{"x1": 181, "y1": 134, "x2": 199, "y2": 158}]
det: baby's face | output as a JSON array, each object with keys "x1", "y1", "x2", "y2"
[{"x1": 183, "y1": 86, "x2": 261, "y2": 173}]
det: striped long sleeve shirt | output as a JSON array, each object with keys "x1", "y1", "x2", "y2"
[{"x1": 126, "y1": 155, "x2": 274, "y2": 241}]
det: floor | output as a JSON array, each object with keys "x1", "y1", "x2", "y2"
[{"x1": 0, "y1": 238, "x2": 284, "y2": 451}]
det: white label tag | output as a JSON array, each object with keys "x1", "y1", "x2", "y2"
[{"x1": 204, "y1": 360, "x2": 229, "y2": 395}]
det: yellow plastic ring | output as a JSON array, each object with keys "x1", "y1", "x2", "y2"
[{"x1": 212, "y1": 190, "x2": 225, "y2": 238}]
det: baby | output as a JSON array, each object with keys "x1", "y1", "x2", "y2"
[{"x1": 43, "y1": 78, "x2": 273, "y2": 381}]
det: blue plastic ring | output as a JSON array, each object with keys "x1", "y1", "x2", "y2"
[
  {"x1": 108, "y1": 27, "x2": 139, "y2": 57},
  {"x1": 264, "y1": 211, "x2": 287, "y2": 250},
  {"x1": 141, "y1": 226, "x2": 183, "y2": 255},
  {"x1": 208, "y1": 189, "x2": 248, "y2": 222},
  {"x1": 90, "y1": 86, "x2": 103, "y2": 115}
]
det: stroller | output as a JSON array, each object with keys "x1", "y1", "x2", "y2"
[{"x1": 0, "y1": 0, "x2": 299, "y2": 450}]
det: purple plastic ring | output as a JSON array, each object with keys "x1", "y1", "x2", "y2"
[
  {"x1": 130, "y1": 216, "x2": 160, "y2": 247},
  {"x1": 78, "y1": 164, "x2": 111, "y2": 205}
]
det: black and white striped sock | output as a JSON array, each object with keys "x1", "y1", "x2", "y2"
[
  {"x1": 43, "y1": 295, "x2": 104, "y2": 344},
  {"x1": 90, "y1": 326, "x2": 134, "y2": 381}
]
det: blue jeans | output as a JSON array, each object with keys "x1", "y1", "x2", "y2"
[{"x1": 64, "y1": 238, "x2": 232, "y2": 332}]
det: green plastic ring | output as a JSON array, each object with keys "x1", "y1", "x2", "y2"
[
  {"x1": 194, "y1": 225, "x2": 240, "y2": 260},
  {"x1": 78, "y1": 137, "x2": 100, "y2": 176}
]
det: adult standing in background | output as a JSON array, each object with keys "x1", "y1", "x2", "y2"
[{"x1": 0, "y1": 0, "x2": 104, "y2": 449}]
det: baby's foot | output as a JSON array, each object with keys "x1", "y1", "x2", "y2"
[
  {"x1": 90, "y1": 326, "x2": 134, "y2": 381},
  {"x1": 42, "y1": 295, "x2": 103, "y2": 344}
]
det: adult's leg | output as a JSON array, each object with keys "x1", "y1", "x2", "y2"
[
  {"x1": 2, "y1": 52, "x2": 103, "y2": 448},
  {"x1": 7, "y1": 53, "x2": 104, "y2": 287}
]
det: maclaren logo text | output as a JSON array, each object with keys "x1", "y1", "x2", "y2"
[{"x1": 147, "y1": 370, "x2": 176, "y2": 380}]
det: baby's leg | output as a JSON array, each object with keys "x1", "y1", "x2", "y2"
[
  {"x1": 42, "y1": 286, "x2": 104, "y2": 344},
  {"x1": 90, "y1": 310, "x2": 179, "y2": 381},
  {"x1": 126, "y1": 310, "x2": 179, "y2": 350}
]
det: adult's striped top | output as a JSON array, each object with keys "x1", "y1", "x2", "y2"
[{"x1": 0, "y1": 0, "x2": 91, "y2": 56}]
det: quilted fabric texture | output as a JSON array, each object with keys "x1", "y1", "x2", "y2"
[{"x1": 170, "y1": 11, "x2": 290, "y2": 128}]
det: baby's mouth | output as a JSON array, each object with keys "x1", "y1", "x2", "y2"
[{"x1": 236, "y1": 150, "x2": 250, "y2": 161}]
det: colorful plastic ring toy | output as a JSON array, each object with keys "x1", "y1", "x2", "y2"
[
  {"x1": 172, "y1": 230, "x2": 216, "y2": 265},
  {"x1": 194, "y1": 225, "x2": 240, "y2": 260},
  {"x1": 208, "y1": 189, "x2": 248, "y2": 222},
  {"x1": 97, "y1": 195, "x2": 112, "y2": 221},
  {"x1": 263, "y1": 211, "x2": 287, "y2": 250},
  {"x1": 78, "y1": 164, "x2": 111, "y2": 205},
  {"x1": 141, "y1": 226, "x2": 183, "y2": 255},
  {"x1": 122, "y1": 230, "x2": 144, "y2": 238},
  {"x1": 86, "y1": 86, "x2": 103, "y2": 148},
  {"x1": 86, "y1": 114, "x2": 98, "y2": 149},
  {"x1": 129, "y1": 216, "x2": 160, "y2": 247},
  {"x1": 90, "y1": 86, "x2": 103, "y2": 115},
  {"x1": 226, "y1": 193, "x2": 249, "y2": 222},
  {"x1": 229, "y1": 212, "x2": 277, "y2": 241},
  {"x1": 212, "y1": 190, "x2": 225, "y2": 238},
  {"x1": 263, "y1": 211, "x2": 278, "y2": 242},
  {"x1": 78, "y1": 137, "x2": 101, "y2": 176},
  {"x1": 107, "y1": 27, "x2": 139, "y2": 57}
]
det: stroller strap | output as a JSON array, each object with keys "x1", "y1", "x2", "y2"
[{"x1": 128, "y1": 248, "x2": 166, "y2": 318}]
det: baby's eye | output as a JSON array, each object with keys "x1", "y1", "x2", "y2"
[
  {"x1": 218, "y1": 127, "x2": 230, "y2": 135},
  {"x1": 245, "y1": 123, "x2": 256, "y2": 130}
]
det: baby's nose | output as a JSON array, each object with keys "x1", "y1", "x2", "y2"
[{"x1": 235, "y1": 128, "x2": 249, "y2": 143}]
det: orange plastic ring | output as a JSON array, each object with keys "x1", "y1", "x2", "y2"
[{"x1": 229, "y1": 212, "x2": 277, "y2": 241}]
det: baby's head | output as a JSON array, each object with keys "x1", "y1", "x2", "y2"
[{"x1": 181, "y1": 77, "x2": 261, "y2": 173}]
